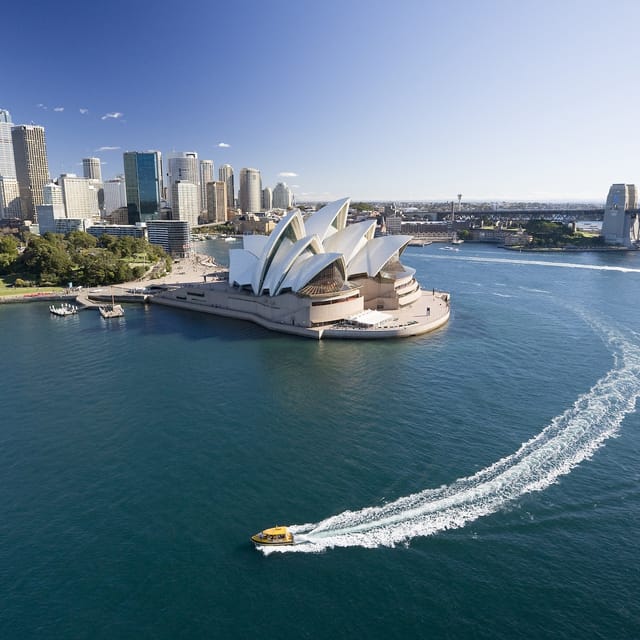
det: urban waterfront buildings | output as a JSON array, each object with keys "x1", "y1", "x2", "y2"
[
  {"x1": 123, "y1": 151, "x2": 163, "y2": 225},
  {"x1": 0, "y1": 109, "x2": 17, "y2": 179},
  {"x1": 239, "y1": 167, "x2": 262, "y2": 214},
  {"x1": 167, "y1": 152, "x2": 199, "y2": 211},
  {"x1": 103, "y1": 177, "x2": 127, "y2": 215},
  {"x1": 11, "y1": 124, "x2": 50, "y2": 220},
  {"x1": 59, "y1": 173, "x2": 100, "y2": 218},
  {"x1": 147, "y1": 220, "x2": 191, "y2": 257}
]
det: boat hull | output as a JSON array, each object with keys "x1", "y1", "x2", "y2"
[{"x1": 251, "y1": 526, "x2": 294, "y2": 546}]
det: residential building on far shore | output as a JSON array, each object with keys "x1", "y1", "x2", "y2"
[
  {"x1": 206, "y1": 181, "x2": 227, "y2": 223},
  {"x1": 239, "y1": 167, "x2": 261, "y2": 214}
]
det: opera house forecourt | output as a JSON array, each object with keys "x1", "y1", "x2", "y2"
[{"x1": 153, "y1": 198, "x2": 450, "y2": 339}]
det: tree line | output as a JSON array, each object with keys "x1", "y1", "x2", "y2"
[{"x1": 0, "y1": 231, "x2": 171, "y2": 287}]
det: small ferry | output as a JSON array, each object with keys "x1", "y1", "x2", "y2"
[
  {"x1": 99, "y1": 303, "x2": 125, "y2": 318},
  {"x1": 251, "y1": 525, "x2": 294, "y2": 546}
]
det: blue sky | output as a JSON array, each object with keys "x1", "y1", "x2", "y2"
[{"x1": 4, "y1": 0, "x2": 640, "y2": 202}]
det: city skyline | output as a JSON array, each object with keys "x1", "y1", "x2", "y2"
[{"x1": 4, "y1": 0, "x2": 640, "y2": 202}]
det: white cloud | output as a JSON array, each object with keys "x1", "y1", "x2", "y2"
[
  {"x1": 37, "y1": 103, "x2": 47, "y2": 110},
  {"x1": 279, "y1": 171, "x2": 298, "y2": 177},
  {"x1": 79, "y1": 108, "x2": 89, "y2": 115},
  {"x1": 96, "y1": 146, "x2": 120, "y2": 151},
  {"x1": 101, "y1": 112, "x2": 124, "y2": 120},
  {"x1": 53, "y1": 106, "x2": 64, "y2": 112},
  {"x1": 217, "y1": 142, "x2": 230, "y2": 148}
]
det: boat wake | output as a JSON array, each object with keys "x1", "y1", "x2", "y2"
[
  {"x1": 430, "y1": 254, "x2": 640, "y2": 273},
  {"x1": 261, "y1": 320, "x2": 640, "y2": 554}
]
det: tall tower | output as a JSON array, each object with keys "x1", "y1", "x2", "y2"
[
  {"x1": 199, "y1": 159, "x2": 214, "y2": 213},
  {"x1": 272, "y1": 182, "x2": 293, "y2": 209},
  {"x1": 206, "y1": 181, "x2": 227, "y2": 223},
  {"x1": 171, "y1": 180, "x2": 200, "y2": 228},
  {"x1": 82, "y1": 157, "x2": 102, "y2": 181},
  {"x1": 219, "y1": 164, "x2": 235, "y2": 208},
  {"x1": 123, "y1": 151, "x2": 163, "y2": 224},
  {"x1": 11, "y1": 124, "x2": 50, "y2": 220},
  {"x1": 262, "y1": 186, "x2": 273, "y2": 211},
  {"x1": 0, "y1": 109, "x2": 17, "y2": 179},
  {"x1": 168, "y1": 152, "x2": 199, "y2": 210},
  {"x1": 239, "y1": 167, "x2": 262, "y2": 214},
  {"x1": 0, "y1": 176, "x2": 21, "y2": 218}
]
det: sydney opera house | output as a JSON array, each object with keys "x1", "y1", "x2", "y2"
[{"x1": 154, "y1": 198, "x2": 450, "y2": 338}]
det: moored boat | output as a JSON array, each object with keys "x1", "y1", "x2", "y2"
[
  {"x1": 251, "y1": 525, "x2": 294, "y2": 546},
  {"x1": 49, "y1": 303, "x2": 78, "y2": 316},
  {"x1": 99, "y1": 303, "x2": 125, "y2": 318}
]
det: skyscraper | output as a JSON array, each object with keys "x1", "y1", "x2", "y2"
[
  {"x1": 0, "y1": 109, "x2": 17, "y2": 179},
  {"x1": 123, "y1": 151, "x2": 163, "y2": 224},
  {"x1": 11, "y1": 124, "x2": 50, "y2": 220},
  {"x1": 103, "y1": 177, "x2": 127, "y2": 215},
  {"x1": 262, "y1": 186, "x2": 273, "y2": 211},
  {"x1": 273, "y1": 182, "x2": 293, "y2": 209},
  {"x1": 168, "y1": 152, "x2": 199, "y2": 210},
  {"x1": 219, "y1": 164, "x2": 235, "y2": 208},
  {"x1": 239, "y1": 168, "x2": 262, "y2": 214},
  {"x1": 171, "y1": 181, "x2": 200, "y2": 228},
  {"x1": 206, "y1": 181, "x2": 227, "y2": 223},
  {"x1": 199, "y1": 159, "x2": 214, "y2": 213},
  {"x1": 82, "y1": 157, "x2": 102, "y2": 181}
]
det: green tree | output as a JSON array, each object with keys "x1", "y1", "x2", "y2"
[
  {"x1": 66, "y1": 230, "x2": 97, "y2": 250},
  {"x1": 0, "y1": 235, "x2": 19, "y2": 273}
]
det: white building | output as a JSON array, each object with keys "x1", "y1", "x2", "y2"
[
  {"x1": 11, "y1": 124, "x2": 50, "y2": 220},
  {"x1": 273, "y1": 182, "x2": 293, "y2": 209},
  {"x1": 103, "y1": 178, "x2": 127, "y2": 215},
  {"x1": 171, "y1": 180, "x2": 199, "y2": 228},
  {"x1": 0, "y1": 176, "x2": 21, "y2": 218},
  {"x1": 43, "y1": 182, "x2": 63, "y2": 205},
  {"x1": 199, "y1": 159, "x2": 214, "y2": 213},
  {"x1": 58, "y1": 173, "x2": 100, "y2": 218},
  {"x1": 168, "y1": 152, "x2": 199, "y2": 210},
  {"x1": 0, "y1": 109, "x2": 16, "y2": 179},
  {"x1": 239, "y1": 167, "x2": 262, "y2": 214},
  {"x1": 36, "y1": 203, "x2": 67, "y2": 233}
]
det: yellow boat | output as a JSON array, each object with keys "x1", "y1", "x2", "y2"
[{"x1": 251, "y1": 525, "x2": 294, "y2": 546}]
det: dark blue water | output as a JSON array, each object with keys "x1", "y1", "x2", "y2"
[{"x1": 2, "y1": 243, "x2": 639, "y2": 638}]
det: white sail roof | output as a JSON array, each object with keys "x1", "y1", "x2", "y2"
[
  {"x1": 323, "y1": 219, "x2": 376, "y2": 267},
  {"x1": 303, "y1": 197, "x2": 350, "y2": 243},
  {"x1": 347, "y1": 235, "x2": 413, "y2": 278},
  {"x1": 228, "y1": 249, "x2": 259, "y2": 287}
]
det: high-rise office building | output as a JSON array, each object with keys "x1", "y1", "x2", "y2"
[
  {"x1": 43, "y1": 182, "x2": 64, "y2": 205},
  {"x1": 0, "y1": 109, "x2": 17, "y2": 179},
  {"x1": 206, "y1": 181, "x2": 227, "y2": 223},
  {"x1": 103, "y1": 177, "x2": 127, "y2": 215},
  {"x1": 0, "y1": 176, "x2": 21, "y2": 218},
  {"x1": 168, "y1": 152, "x2": 199, "y2": 210},
  {"x1": 59, "y1": 173, "x2": 100, "y2": 218},
  {"x1": 273, "y1": 182, "x2": 293, "y2": 209},
  {"x1": 82, "y1": 157, "x2": 102, "y2": 181},
  {"x1": 239, "y1": 167, "x2": 262, "y2": 214},
  {"x1": 171, "y1": 180, "x2": 200, "y2": 228},
  {"x1": 262, "y1": 186, "x2": 273, "y2": 211},
  {"x1": 11, "y1": 124, "x2": 50, "y2": 220},
  {"x1": 199, "y1": 159, "x2": 214, "y2": 213},
  {"x1": 219, "y1": 164, "x2": 235, "y2": 208},
  {"x1": 123, "y1": 151, "x2": 163, "y2": 224}
]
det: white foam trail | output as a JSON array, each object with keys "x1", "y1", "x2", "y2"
[
  {"x1": 429, "y1": 254, "x2": 640, "y2": 273},
  {"x1": 262, "y1": 322, "x2": 640, "y2": 554}
]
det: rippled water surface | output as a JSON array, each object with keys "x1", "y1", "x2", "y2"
[{"x1": 1, "y1": 243, "x2": 639, "y2": 638}]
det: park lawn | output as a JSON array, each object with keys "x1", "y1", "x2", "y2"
[{"x1": 0, "y1": 275, "x2": 64, "y2": 297}]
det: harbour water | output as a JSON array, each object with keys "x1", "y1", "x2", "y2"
[{"x1": 1, "y1": 242, "x2": 639, "y2": 638}]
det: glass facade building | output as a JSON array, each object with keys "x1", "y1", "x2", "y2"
[{"x1": 123, "y1": 151, "x2": 162, "y2": 224}]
